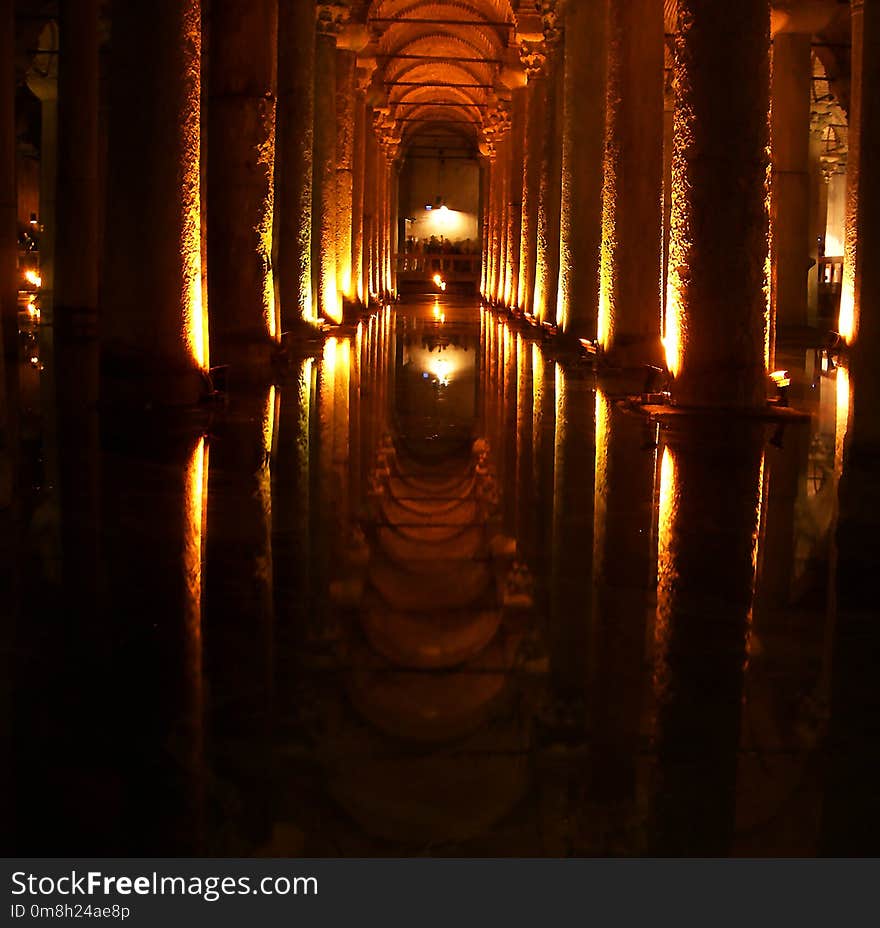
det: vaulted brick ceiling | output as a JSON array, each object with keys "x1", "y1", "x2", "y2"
[{"x1": 368, "y1": 0, "x2": 517, "y2": 152}]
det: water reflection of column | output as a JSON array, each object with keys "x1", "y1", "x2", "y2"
[
  {"x1": 515, "y1": 333, "x2": 535, "y2": 562},
  {"x1": 103, "y1": 427, "x2": 208, "y2": 851},
  {"x1": 649, "y1": 423, "x2": 765, "y2": 854},
  {"x1": 501, "y1": 324, "x2": 518, "y2": 535},
  {"x1": 204, "y1": 390, "x2": 277, "y2": 773},
  {"x1": 590, "y1": 392, "x2": 657, "y2": 805},
  {"x1": 273, "y1": 359, "x2": 314, "y2": 636},
  {"x1": 549, "y1": 362, "x2": 595, "y2": 696},
  {"x1": 531, "y1": 343, "x2": 557, "y2": 597}
]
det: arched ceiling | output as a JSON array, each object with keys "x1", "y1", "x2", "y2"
[{"x1": 366, "y1": 0, "x2": 520, "y2": 156}]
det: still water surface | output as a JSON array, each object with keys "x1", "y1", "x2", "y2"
[{"x1": 7, "y1": 296, "x2": 862, "y2": 855}]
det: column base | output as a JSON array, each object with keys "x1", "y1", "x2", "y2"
[{"x1": 100, "y1": 344, "x2": 212, "y2": 410}]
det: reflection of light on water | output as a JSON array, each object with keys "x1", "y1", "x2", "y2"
[
  {"x1": 24, "y1": 269, "x2": 42, "y2": 288},
  {"x1": 835, "y1": 364, "x2": 850, "y2": 471},
  {"x1": 430, "y1": 357, "x2": 453, "y2": 386},
  {"x1": 432, "y1": 301, "x2": 446, "y2": 324}
]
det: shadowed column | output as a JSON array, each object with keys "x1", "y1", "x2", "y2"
[
  {"x1": 771, "y1": 31, "x2": 812, "y2": 335},
  {"x1": 208, "y1": 0, "x2": 279, "y2": 369},
  {"x1": 505, "y1": 87, "x2": 526, "y2": 309},
  {"x1": 666, "y1": 0, "x2": 771, "y2": 407},
  {"x1": 335, "y1": 48, "x2": 356, "y2": 301},
  {"x1": 823, "y1": 0, "x2": 880, "y2": 854},
  {"x1": 599, "y1": 0, "x2": 664, "y2": 365}
]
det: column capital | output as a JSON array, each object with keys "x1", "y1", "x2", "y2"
[
  {"x1": 316, "y1": 3, "x2": 350, "y2": 36},
  {"x1": 355, "y1": 59, "x2": 376, "y2": 95},
  {"x1": 519, "y1": 40, "x2": 548, "y2": 79}
]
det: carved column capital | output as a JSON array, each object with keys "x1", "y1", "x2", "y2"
[{"x1": 316, "y1": 3, "x2": 350, "y2": 36}]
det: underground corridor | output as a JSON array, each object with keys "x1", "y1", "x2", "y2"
[{"x1": 2, "y1": 0, "x2": 880, "y2": 857}]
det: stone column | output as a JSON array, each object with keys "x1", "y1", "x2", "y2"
[
  {"x1": 807, "y1": 120, "x2": 828, "y2": 324},
  {"x1": 208, "y1": 0, "x2": 279, "y2": 368},
  {"x1": 771, "y1": 31, "x2": 812, "y2": 335},
  {"x1": 825, "y1": 0, "x2": 880, "y2": 846},
  {"x1": 313, "y1": 5, "x2": 344, "y2": 324},
  {"x1": 390, "y1": 156, "x2": 399, "y2": 296},
  {"x1": 55, "y1": 0, "x2": 99, "y2": 332},
  {"x1": 517, "y1": 45, "x2": 548, "y2": 316},
  {"x1": 479, "y1": 157, "x2": 490, "y2": 298},
  {"x1": 505, "y1": 87, "x2": 526, "y2": 309},
  {"x1": 558, "y1": 0, "x2": 606, "y2": 338},
  {"x1": 666, "y1": 0, "x2": 771, "y2": 408},
  {"x1": 275, "y1": 0, "x2": 316, "y2": 330},
  {"x1": 27, "y1": 24, "x2": 59, "y2": 326},
  {"x1": 494, "y1": 135, "x2": 509, "y2": 305},
  {"x1": 335, "y1": 48, "x2": 356, "y2": 302},
  {"x1": 364, "y1": 118, "x2": 378, "y2": 301},
  {"x1": 534, "y1": 33, "x2": 564, "y2": 325},
  {"x1": 351, "y1": 64, "x2": 373, "y2": 306},
  {"x1": 103, "y1": 0, "x2": 207, "y2": 405},
  {"x1": 483, "y1": 150, "x2": 497, "y2": 301},
  {"x1": 0, "y1": 0, "x2": 16, "y2": 505},
  {"x1": 599, "y1": 0, "x2": 664, "y2": 364}
]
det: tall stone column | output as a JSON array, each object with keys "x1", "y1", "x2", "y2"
[
  {"x1": 389, "y1": 156, "x2": 399, "y2": 296},
  {"x1": 364, "y1": 118, "x2": 378, "y2": 301},
  {"x1": 534, "y1": 27, "x2": 564, "y2": 325},
  {"x1": 27, "y1": 25, "x2": 59, "y2": 325},
  {"x1": 0, "y1": 0, "x2": 16, "y2": 505},
  {"x1": 55, "y1": 0, "x2": 99, "y2": 332},
  {"x1": 483, "y1": 150, "x2": 496, "y2": 301},
  {"x1": 275, "y1": 0, "x2": 316, "y2": 331},
  {"x1": 505, "y1": 87, "x2": 526, "y2": 309},
  {"x1": 599, "y1": 0, "x2": 664, "y2": 364},
  {"x1": 103, "y1": 0, "x2": 207, "y2": 405},
  {"x1": 208, "y1": 0, "x2": 279, "y2": 368},
  {"x1": 666, "y1": 0, "x2": 771, "y2": 408},
  {"x1": 494, "y1": 135, "x2": 509, "y2": 305},
  {"x1": 313, "y1": 5, "x2": 344, "y2": 324},
  {"x1": 335, "y1": 48, "x2": 356, "y2": 301},
  {"x1": 558, "y1": 0, "x2": 606, "y2": 338},
  {"x1": 517, "y1": 45, "x2": 547, "y2": 316},
  {"x1": 771, "y1": 31, "x2": 812, "y2": 334},
  {"x1": 823, "y1": 5, "x2": 880, "y2": 853},
  {"x1": 351, "y1": 63, "x2": 373, "y2": 306},
  {"x1": 479, "y1": 157, "x2": 489, "y2": 298}
]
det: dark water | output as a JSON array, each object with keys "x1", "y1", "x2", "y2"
[{"x1": 4, "y1": 295, "x2": 870, "y2": 856}]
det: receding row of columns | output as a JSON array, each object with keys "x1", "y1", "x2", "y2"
[
  {"x1": 0, "y1": 0, "x2": 400, "y2": 408},
  {"x1": 479, "y1": 0, "x2": 876, "y2": 412}
]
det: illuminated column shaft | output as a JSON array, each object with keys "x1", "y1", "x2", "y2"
[
  {"x1": 534, "y1": 46, "x2": 563, "y2": 325},
  {"x1": 208, "y1": 0, "x2": 278, "y2": 366},
  {"x1": 667, "y1": 0, "x2": 770, "y2": 407},
  {"x1": 492, "y1": 143, "x2": 507, "y2": 303},
  {"x1": 276, "y1": 0, "x2": 316, "y2": 328},
  {"x1": 389, "y1": 157, "x2": 398, "y2": 295},
  {"x1": 313, "y1": 15, "x2": 340, "y2": 323},
  {"x1": 558, "y1": 0, "x2": 606, "y2": 337},
  {"x1": 377, "y1": 152, "x2": 387, "y2": 297},
  {"x1": 600, "y1": 0, "x2": 664, "y2": 362},
  {"x1": 839, "y1": 0, "x2": 863, "y2": 343},
  {"x1": 506, "y1": 88, "x2": 526, "y2": 308},
  {"x1": 518, "y1": 61, "x2": 547, "y2": 315},
  {"x1": 824, "y1": 3, "x2": 880, "y2": 853},
  {"x1": 55, "y1": 0, "x2": 99, "y2": 330},
  {"x1": 771, "y1": 31, "x2": 812, "y2": 333},
  {"x1": 485, "y1": 152, "x2": 497, "y2": 301},
  {"x1": 103, "y1": 0, "x2": 206, "y2": 403},
  {"x1": 350, "y1": 68, "x2": 369, "y2": 306},
  {"x1": 364, "y1": 121, "x2": 377, "y2": 300},
  {"x1": 662, "y1": 97, "x2": 673, "y2": 322},
  {"x1": 335, "y1": 49, "x2": 355, "y2": 300},
  {"x1": 480, "y1": 157, "x2": 490, "y2": 298},
  {"x1": 651, "y1": 423, "x2": 765, "y2": 854}
]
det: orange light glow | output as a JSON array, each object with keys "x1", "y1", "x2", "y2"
[
  {"x1": 24, "y1": 269, "x2": 42, "y2": 288},
  {"x1": 835, "y1": 363, "x2": 851, "y2": 471}
]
